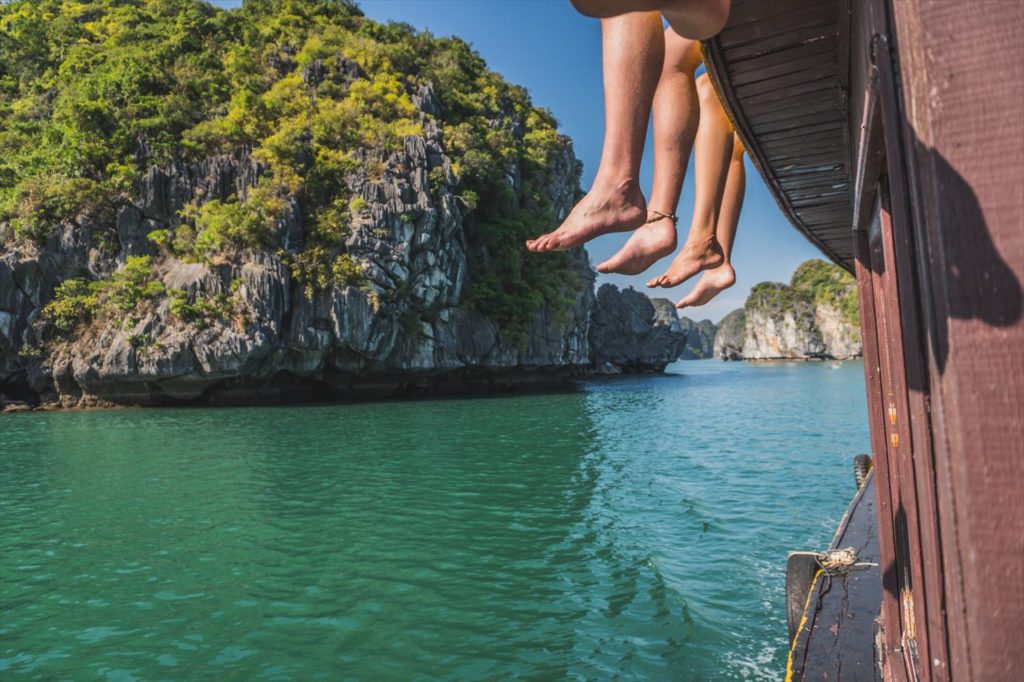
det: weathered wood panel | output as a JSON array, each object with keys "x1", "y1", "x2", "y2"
[{"x1": 889, "y1": 0, "x2": 1024, "y2": 678}]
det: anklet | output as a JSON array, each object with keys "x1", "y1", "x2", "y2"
[{"x1": 646, "y1": 210, "x2": 678, "y2": 225}]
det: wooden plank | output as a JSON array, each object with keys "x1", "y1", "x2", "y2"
[
  {"x1": 875, "y1": 39, "x2": 950, "y2": 678},
  {"x1": 771, "y1": 151, "x2": 847, "y2": 168},
  {"x1": 730, "y1": 52, "x2": 839, "y2": 87},
  {"x1": 722, "y1": 3, "x2": 837, "y2": 48},
  {"x1": 725, "y1": 22, "x2": 838, "y2": 62},
  {"x1": 742, "y1": 89, "x2": 840, "y2": 119},
  {"x1": 759, "y1": 120, "x2": 844, "y2": 143},
  {"x1": 760, "y1": 134, "x2": 845, "y2": 155},
  {"x1": 877, "y1": 198, "x2": 933, "y2": 674},
  {"x1": 753, "y1": 109, "x2": 846, "y2": 136},
  {"x1": 729, "y1": 60, "x2": 838, "y2": 97},
  {"x1": 729, "y1": 40, "x2": 837, "y2": 76},
  {"x1": 738, "y1": 76, "x2": 836, "y2": 107},
  {"x1": 854, "y1": 222, "x2": 908, "y2": 682}
]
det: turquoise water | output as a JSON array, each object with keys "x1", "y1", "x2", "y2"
[{"x1": 1, "y1": 360, "x2": 868, "y2": 680}]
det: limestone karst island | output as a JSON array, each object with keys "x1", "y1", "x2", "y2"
[{"x1": 2, "y1": 1, "x2": 1021, "y2": 680}]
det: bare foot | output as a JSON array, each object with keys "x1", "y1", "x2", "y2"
[
  {"x1": 675, "y1": 262, "x2": 735, "y2": 309},
  {"x1": 526, "y1": 179, "x2": 646, "y2": 253},
  {"x1": 646, "y1": 233, "x2": 724, "y2": 288},
  {"x1": 596, "y1": 214, "x2": 676, "y2": 275}
]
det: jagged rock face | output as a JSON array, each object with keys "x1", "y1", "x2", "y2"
[
  {"x1": 713, "y1": 302, "x2": 862, "y2": 361},
  {"x1": 814, "y1": 302, "x2": 861, "y2": 359},
  {"x1": 714, "y1": 309, "x2": 747, "y2": 361},
  {"x1": 588, "y1": 285, "x2": 688, "y2": 373},
  {"x1": 678, "y1": 317, "x2": 716, "y2": 359},
  {"x1": 1, "y1": 115, "x2": 597, "y2": 406},
  {"x1": 742, "y1": 297, "x2": 826, "y2": 359}
]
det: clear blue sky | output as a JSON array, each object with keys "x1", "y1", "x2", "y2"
[{"x1": 209, "y1": 0, "x2": 824, "y2": 322}]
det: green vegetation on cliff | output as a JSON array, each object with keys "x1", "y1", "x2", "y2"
[
  {"x1": 1, "y1": 0, "x2": 579, "y2": 337},
  {"x1": 746, "y1": 259, "x2": 859, "y2": 327}
]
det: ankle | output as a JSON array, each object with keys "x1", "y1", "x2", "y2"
[
  {"x1": 684, "y1": 230, "x2": 716, "y2": 248},
  {"x1": 591, "y1": 173, "x2": 639, "y2": 195}
]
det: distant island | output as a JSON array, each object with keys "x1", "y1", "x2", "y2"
[{"x1": 713, "y1": 259, "x2": 862, "y2": 361}]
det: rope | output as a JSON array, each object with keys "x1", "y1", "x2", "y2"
[{"x1": 814, "y1": 547, "x2": 878, "y2": 576}]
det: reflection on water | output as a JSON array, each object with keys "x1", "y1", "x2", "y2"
[{"x1": 0, "y1": 360, "x2": 868, "y2": 680}]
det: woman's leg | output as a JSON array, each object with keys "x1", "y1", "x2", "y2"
[
  {"x1": 647, "y1": 72, "x2": 732, "y2": 288},
  {"x1": 571, "y1": 0, "x2": 731, "y2": 40},
  {"x1": 597, "y1": 29, "x2": 701, "y2": 275},
  {"x1": 527, "y1": 12, "x2": 663, "y2": 254},
  {"x1": 676, "y1": 133, "x2": 745, "y2": 309}
]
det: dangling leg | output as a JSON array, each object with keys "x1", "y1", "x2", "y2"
[
  {"x1": 647, "y1": 73, "x2": 732, "y2": 288},
  {"x1": 597, "y1": 29, "x2": 701, "y2": 275},
  {"x1": 526, "y1": 13, "x2": 662, "y2": 253},
  {"x1": 571, "y1": 0, "x2": 731, "y2": 40},
  {"x1": 676, "y1": 133, "x2": 745, "y2": 309}
]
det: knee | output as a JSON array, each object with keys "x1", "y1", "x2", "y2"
[
  {"x1": 732, "y1": 132, "x2": 745, "y2": 157},
  {"x1": 663, "y1": 27, "x2": 702, "y2": 73},
  {"x1": 733, "y1": 132, "x2": 749, "y2": 154},
  {"x1": 696, "y1": 72, "x2": 715, "y2": 100}
]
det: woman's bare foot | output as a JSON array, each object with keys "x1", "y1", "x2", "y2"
[
  {"x1": 526, "y1": 178, "x2": 646, "y2": 253},
  {"x1": 646, "y1": 233, "x2": 724, "y2": 288},
  {"x1": 596, "y1": 214, "x2": 677, "y2": 275},
  {"x1": 675, "y1": 262, "x2": 735, "y2": 309}
]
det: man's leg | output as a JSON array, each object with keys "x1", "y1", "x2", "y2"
[
  {"x1": 572, "y1": 0, "x2": 731, "y2": 40},
  {"x1": 647, "y1": 73, "x2": 732, "y2": 288},
  {"x1": 527, "y1": 12, "x2": 663, "y2": 253},
  {"x1": 597, "y1": 28, "x2": 701, "y2": 275},
  {"x1": 676, "y1": 133, "x2": 745, "y2": 309}
]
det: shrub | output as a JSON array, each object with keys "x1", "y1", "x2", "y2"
[
  {"x1": 43, "y1": 279, "x2": 100, "y2": 332},
  {"x1": 42, "y1": 256, "x2": 164, "y2": 333},
  {"x1": 168, "y1": 289, "x2": 232, "y2": 329}
]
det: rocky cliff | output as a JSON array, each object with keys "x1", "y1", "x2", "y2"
[
  {"x1": 588, "y1": 285, "x2": 689, "y2": 374},
  {"x1": 1, "y1": 125, "x2": 595, "y2": 406},
  {"x1": 678, "y1": 317, "x2": 716, "y2": 359},
  {"x1": 713, "y1": 260, "x2": 862, "y2": 361}
]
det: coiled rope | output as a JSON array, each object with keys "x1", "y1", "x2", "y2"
[{"x1": 815, "y1": 547, "x2": 878, "y2": 576}]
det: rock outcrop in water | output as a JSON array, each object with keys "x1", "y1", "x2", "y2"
[
  {"x1": 678, "y1": 317, "x2": 716, "y2": 359},
  {"x1": 1, "y1": 121, "x2": 599, "y2": 406},
  {"x1": 588, "y1": 285, "x2": 689, "y2": 374},
  {"x1": 713, "y1": 260, "x2": 862, "y2": 361}
]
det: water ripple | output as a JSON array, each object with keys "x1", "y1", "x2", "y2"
[{"x1": 0, "y1": 361, "x2": 868, "y2": 680}]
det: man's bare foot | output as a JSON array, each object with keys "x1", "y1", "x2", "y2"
[
  {"x1": 676, "y1": 262, "x2": 735, "y2": 309},
  {"x1": 526, "y1": 178, "x2": 646, "y2": 253},
  {"x1": 596, "y1": 214, "x2": 676, "y2": 275},
  {"x1": 646, "y1": 233, "x2": 724, "y2": 288}
]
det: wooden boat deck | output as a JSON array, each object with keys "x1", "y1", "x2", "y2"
[{"x1": 787, "y1": 473, "x2": 882, "y2": 680}]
